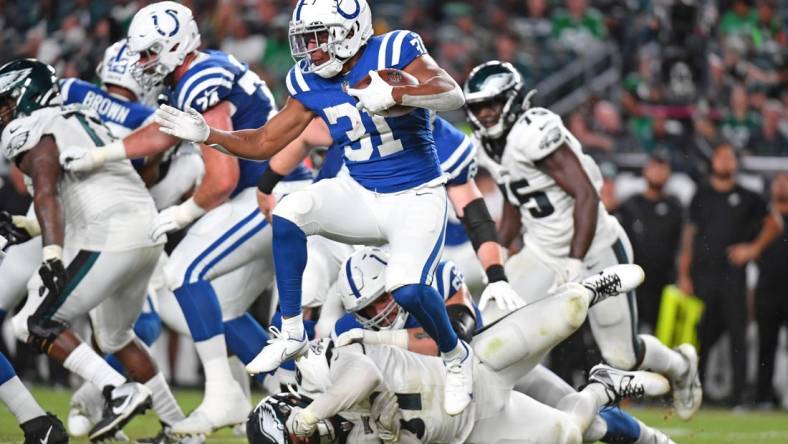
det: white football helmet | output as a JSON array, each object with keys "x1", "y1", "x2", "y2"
[
  {"x1": 97, "y1": 40, "x2": 144, "y2": 101},
  {"x1": 289, "y1": 0, "x2": 373, "y2": 78},
  {"x1": 337, "y1": 247, "x2": 408, "y2": 331},
  {"x1": 126, "y1": 1, "x2": 200, "y2": 89}
]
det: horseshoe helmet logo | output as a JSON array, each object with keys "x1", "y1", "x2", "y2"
[
  {"x1": 152, "y1": 9, "x2": 180, "y2": 37},
  {"x1": 336, "y1": 0, "x2": 360, "y2": 19}
]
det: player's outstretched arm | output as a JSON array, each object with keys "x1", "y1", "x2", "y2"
[
  {"x1": 59, "y1": 119, "x2": 180, "y2": 172},
  {"x1": 155, "y1": 96, "x2": 315, "y2": 161},
  {"x1": 537, "y1": 144, "x2": 599, "y2": 279}
]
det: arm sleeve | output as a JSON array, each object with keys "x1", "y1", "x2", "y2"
[{"x1": 305, "y1": 345, "x2": 382, "y2": 420}]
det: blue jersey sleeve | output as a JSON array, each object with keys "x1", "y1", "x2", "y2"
[
  {"x1": 444, "y1": 137, "x2": 478, "y2": 186},
  {"x1": 434, "y1": 260, "x2": 465, "y2": 302},
  {"x1": 383, "y1": 30, "x2": 428, "y2": 70},
  {"x1": 173, "y1": 61, "x2": 236, "y2": 113}
]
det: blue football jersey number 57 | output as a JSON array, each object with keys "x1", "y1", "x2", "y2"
[{"x1": 325, "y1": 102, "x2": 404, "y2": 161}]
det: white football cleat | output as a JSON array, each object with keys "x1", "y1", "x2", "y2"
[
  {"x1": 245, "y1": 327, "x2": 308, "y2": 375},
  {"x1": 443, "y1": 341, "x2": 474, "y2": 416},
  {"x1": 170, "y1": 381, "x2": 251, "y2": 435},
  {"x1": 672, "y1": 343, "x2": 702, "y2": 420},
  {"x1": 588, "y1": 364, "x2": 670, "y2": 405},
  {"x1": 88, "y1": 382, "x2": 152, "y2": 441},
  {"x1": 581, "y1": 264, "x2": 645, "y2": 306},
  {"x1": 67, "y1": 382, "x2": 104, "y2": 437}
]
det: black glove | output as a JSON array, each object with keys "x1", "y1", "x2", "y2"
[
  {"x1": 38, "y1": 258, "x2": 67, "y2": 299},
  {"x1": 0, "y1": 211, "x2": 33, "y2": 246}
]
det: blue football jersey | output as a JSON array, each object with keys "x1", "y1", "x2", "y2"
[
  {"x1": 286, "y1": 30, "x2": 441, "y2": 193},
  {"x1": 432, "y1": 116, "x2": 478, "y2": 246},
  {"x1": 59, "y1": 78, "x2": 153, "y2": 135},
  {"x1": 60, "y1": 78, "x2": 153, "y2": 169},
  {"x1": 333, "y1": 259, "x2": 483, "y2": 336},
  {"x1": 168, "y1": 50, "x2": 312, "y2": 194}
]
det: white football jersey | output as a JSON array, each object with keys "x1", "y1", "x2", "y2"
[
  {"x1": 322, "y1": 344, "x2": 475, "y2": 444},
  {"x1": 477, "y1": 107, "x2": 621, "y2": 263},
  {"x1": 0, "y1": 105, "x2": 161, "y2": 251}
]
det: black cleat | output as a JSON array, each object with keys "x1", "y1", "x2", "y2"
[
  {"x1": 89, "y1": 382, "x2": 152, "y2": 442},
  {"x1": 21, "y1": 412, "x2": 69, "y2": 444}
]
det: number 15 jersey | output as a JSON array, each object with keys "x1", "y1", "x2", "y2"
[
  {"x1": 478, "y1": 107, "x2": 621, "y2": 262},
  {"x1": 286, "y1": 30, "x2": 442, "y2": 193}
]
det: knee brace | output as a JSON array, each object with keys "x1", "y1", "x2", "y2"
[
  {"x1": 446, "y1": 304, "x2": 476, "y2": 343},
  {"x1": 26, "y1": 317, "x2": 70, "y2": 354}
]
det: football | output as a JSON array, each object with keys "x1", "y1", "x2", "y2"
[{"x1": 353, "y1": 68, "x2": 419, "y2": 117}]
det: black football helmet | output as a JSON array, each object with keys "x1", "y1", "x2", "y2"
[
  {"x1": 246, "y1": 392, "x2": 352, "y2": 444},
  {"x1": 0, "y1": 59, "x2": 59, "y2": 132},
  {"x1": 463, "y1": 60, "x2": 534, "y2": 162}
]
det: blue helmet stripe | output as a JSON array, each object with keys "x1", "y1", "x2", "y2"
[{"x1": 345, "y1": 258, "x2": 362, "y2": 299}]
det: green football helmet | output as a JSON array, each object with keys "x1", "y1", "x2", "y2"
[
  {"x1": 463, "y1": 60, "x2": 534, "y2": 161},
  {"x1": 0, "y1": 59, "x2": 60, "y2": 132}
]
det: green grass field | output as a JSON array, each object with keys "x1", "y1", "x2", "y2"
[{"x1": 2, "y1": 388, "x2": 788, "y2": 443}]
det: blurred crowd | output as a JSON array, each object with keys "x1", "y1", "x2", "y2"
[{"x1": 0, "y1": 0, "x2": 787, "y2": 408}]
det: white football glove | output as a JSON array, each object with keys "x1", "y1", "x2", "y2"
[
  {"x1": 346, "y1": 71, "x2": 396, "y2": 115},
  {"x1": 371, "y1": 391, "x2": 401, "y2": 444},
  {"x1": 59, "y1": 141, "x2": 126, "y2": 173},
  {"x1": 150, "y1": 198, "x2": 206, "y2": 242},
  {"x1": 334, "y1": 328, "x2": 365, "y2": 347},
  {"x1": 561, "y1": 258, "x2": 585, "y2": 283},
  {"x1": 335, "y1": 328, "x2": 410, "y2": 349},
  {"x1": 478, "y1": 280, "x2": 525, "y2": 312},
  {"x1": 286, "y1": 407, "x2": 318, "y2": 436},
  {"x1": 154, "y1": 105, "x2": 210, "y2": 143}
]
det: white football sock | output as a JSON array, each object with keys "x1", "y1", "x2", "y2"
[
  {"x1": 194, "y1": 335, "x2": 235, "y2": 387},
  {"x1": 282, "y1": 313, "x2": 304, "y2": 339},
  {"x1": 0, "y1": 376, "x2": 46, "y2": 423},
  {"x1": 582, "y1": 414, "x2": 608, "y2": 442},
  {"x1": 556, "y1": 390, "x2": 601, "y2": 433},
  {"x1": 145, "y1": 372, "x2": 184, "y2": 426},
  {"x1": 441, "y1": 339, "x2": 466, "y2": 362},
  {"x1": 638, "y1": 334, "x2": 688, "y2": 379},
  {"x1": 63, "y1": 343, "x2": 125, "y2": 389}
]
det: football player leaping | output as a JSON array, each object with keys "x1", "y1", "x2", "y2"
[
  {"x1": 154, "y1": 0, "x2": 513, "y2": 416},
  {"x1": 464, "y1": 60, "x2": 702, "y2": 420}
]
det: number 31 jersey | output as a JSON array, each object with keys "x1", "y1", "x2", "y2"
[
  {"x1": 286, "y1": 30, "x2": 442, "y2": 193},
  {"x1": 478, "y1": 107, "x2": 620, "y2": 262}
]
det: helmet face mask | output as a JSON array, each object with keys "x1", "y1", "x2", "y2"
[
  {"x1": 463, "y1": 60, "x2": 531, "y2": 162},
  {"x1": 0, "y1": 59, "x2": 59, "y2": 132},
  {"x1": 288, "y1": 0, "x2": 372, "y2": 78}
]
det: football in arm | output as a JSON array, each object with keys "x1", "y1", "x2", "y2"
[{"x1": 353, "y1": 68, "x2": 418, "y2": 117}]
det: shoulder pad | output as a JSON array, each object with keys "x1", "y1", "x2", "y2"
[
  {"x1": 0, "y1": 107, "x2": 60, "y2": 161},
  {"x1": 508, "y1": 107, "x2": 566, "y2": 162}
]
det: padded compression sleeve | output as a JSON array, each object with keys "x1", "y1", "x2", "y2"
[{"x1": 459, "y1": 197, "x2": 500, "y2": 252}]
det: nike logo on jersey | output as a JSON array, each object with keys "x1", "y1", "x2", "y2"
[
  {"x1": 112, "y1": 394, "x2": 133, "y2": 416},
  {"x1": 8, "y1": 125, "x2": 19, "y2": 134},
  {"x1": 39, "y1": 426, "x2": 53, "y2": 444}
]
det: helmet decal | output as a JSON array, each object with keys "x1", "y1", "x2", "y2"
[
  {"x1": 336, "y1": 0, "x2": 361, "y2": 19},
  {"x1": 153, "y1": 9, "x2": 180, "y2": 37}
]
